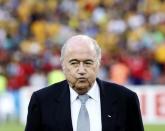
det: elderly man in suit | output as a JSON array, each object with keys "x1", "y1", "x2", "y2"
[{"x1": 25, "y1": 35, "x2": 144, "y2": 131}]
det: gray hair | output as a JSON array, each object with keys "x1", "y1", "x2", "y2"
[{"x1": 60, "y1": 36, "x2": 102, "y2": 64}]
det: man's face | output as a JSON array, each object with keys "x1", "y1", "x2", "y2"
[{"x1": 62, "y1": 42, "x2": 100, "y2": 95}]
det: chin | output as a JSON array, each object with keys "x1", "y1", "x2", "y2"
[
  {"x1": 75, "y1": 86, "x2": 90, "y2": 94},
  {"x1": 77, "y1": 89, "x2": 88, "y2": 95}
]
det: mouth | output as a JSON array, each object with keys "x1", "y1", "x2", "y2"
[{"x1": 77, "y1": 78, "x2": 88, "y2": 82}]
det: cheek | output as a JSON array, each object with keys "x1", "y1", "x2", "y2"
[
  {"x1": 88, "y1": 67, "x2": 99, "y2": 79},
  {"x1": 90, "y1": 66, "x2": 99, "y2": 74},
  {"x1": 64, "y1": 67, "x2": 75, "y2": 78}
]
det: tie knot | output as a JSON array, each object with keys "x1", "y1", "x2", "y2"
[{"x1": 78, "y1": 94, "x2": 89, "y2": 105}]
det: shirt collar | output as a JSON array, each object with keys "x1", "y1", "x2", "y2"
[
  {"x1": 69, "y1": 85, "x2": 79, "y2": 104},
  {"x1": 69, "y1": 80, "x2": 100, "y2": 103},
  {"x1": 87, "y1": 81, "x2": 100, "y2": 102}
]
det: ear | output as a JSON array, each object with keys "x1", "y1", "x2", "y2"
[
  {"x1": 61, "y1": 63, "x2": 64, "y2": 70},
  {"x1": 61, "y1": 61, "x2": 66, "y2": 71},
  {"x1": 97, "y1": 59, "x2": 101, "y2": 67}
]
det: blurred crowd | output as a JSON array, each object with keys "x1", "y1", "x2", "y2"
[{"x1": 0, "y1": 0, "x2": 165, "y2": 93}]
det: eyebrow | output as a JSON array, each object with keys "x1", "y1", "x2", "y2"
[{"x1": 69, "y1": 59, "x2": 94, "y2": 63}]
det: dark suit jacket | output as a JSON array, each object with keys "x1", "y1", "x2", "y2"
[{"x1": 25, "y1": 78, "x2": 144, "y2": 131}]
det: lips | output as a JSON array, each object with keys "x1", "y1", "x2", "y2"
[
  {"x1": 78, "y1": 77, "x2": 86, "y2": 79},
  {"x1": 77, "y1": 78, "x2": 87, "y2": 82},
  {"x1": 78, "y1": 77, "x2": 87, "y2": 80}
]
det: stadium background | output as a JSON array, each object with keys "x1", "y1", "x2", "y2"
[{"x1": 0, "y1": 0, "x2": 165, "y2": 131}]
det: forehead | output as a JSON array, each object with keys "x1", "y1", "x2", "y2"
[{"x1": 64, "y1": 37, "x2": 97, "y2": 61}]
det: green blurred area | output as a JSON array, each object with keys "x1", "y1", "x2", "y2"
[
  {"x1": 0, "y1": 121, "x2": 165, "y2": 131},
  {"x1": 0, "y1": 121, "x2": 24, "y2": 131},
  {"x1": 145, "y1": 124, "x2": 165, "y2": 131}
]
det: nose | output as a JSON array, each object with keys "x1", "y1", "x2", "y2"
[{"x1": 77, "y1": 63, "x2": 86, "y2": 75}]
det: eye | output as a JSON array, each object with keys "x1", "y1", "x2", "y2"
[
  {"x1": 69, "y1": 61, "x2": 79, "y2": 66},
  {"x1": 84, "y1": 61, "x2": 94, "y2": 66},
  {"x1": 70, "y1": 62, "x2": 78, "y2": 65},
  {"x1": 85, "y1": 62, "x2": 92, "y2": 65}
]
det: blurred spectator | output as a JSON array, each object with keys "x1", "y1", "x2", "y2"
[
  {"x1": 0, "y1": 92, "x2": 15, "y2": 122},
  {"x1": 109, "y1": 61, "x2": 130, "y2": 85},
  {"x1": 0, "y1": 0, "x2": 164, "y2": 91},
  {"x1": 47, "y1": 69, "x2": 65, "y2": 85},
  {"x1": 0, "y1": 73, "x2": 7, "y2": 93},
  {"x1": 29, "y1": 69, "x2": 47, "y2": 90}
]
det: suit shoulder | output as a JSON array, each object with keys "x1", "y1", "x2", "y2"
[
  {"x1": 100, "y1": 80, "x2": 137, "y2": 97},
  {"x1": 33, "y1": 80, "x2": 68, "y2": 99}
]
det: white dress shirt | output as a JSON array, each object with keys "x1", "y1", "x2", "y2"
[{"x1": 69, "y1": 81, "x2": 102, "y2": 131}]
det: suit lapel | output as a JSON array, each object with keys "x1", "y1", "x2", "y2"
[
  {"x1": 97, "y1": 78, "x2": 119, "y2": 131},
  {"x1": 53, "y1": 81, "x2": 73, "y2": 131}
]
